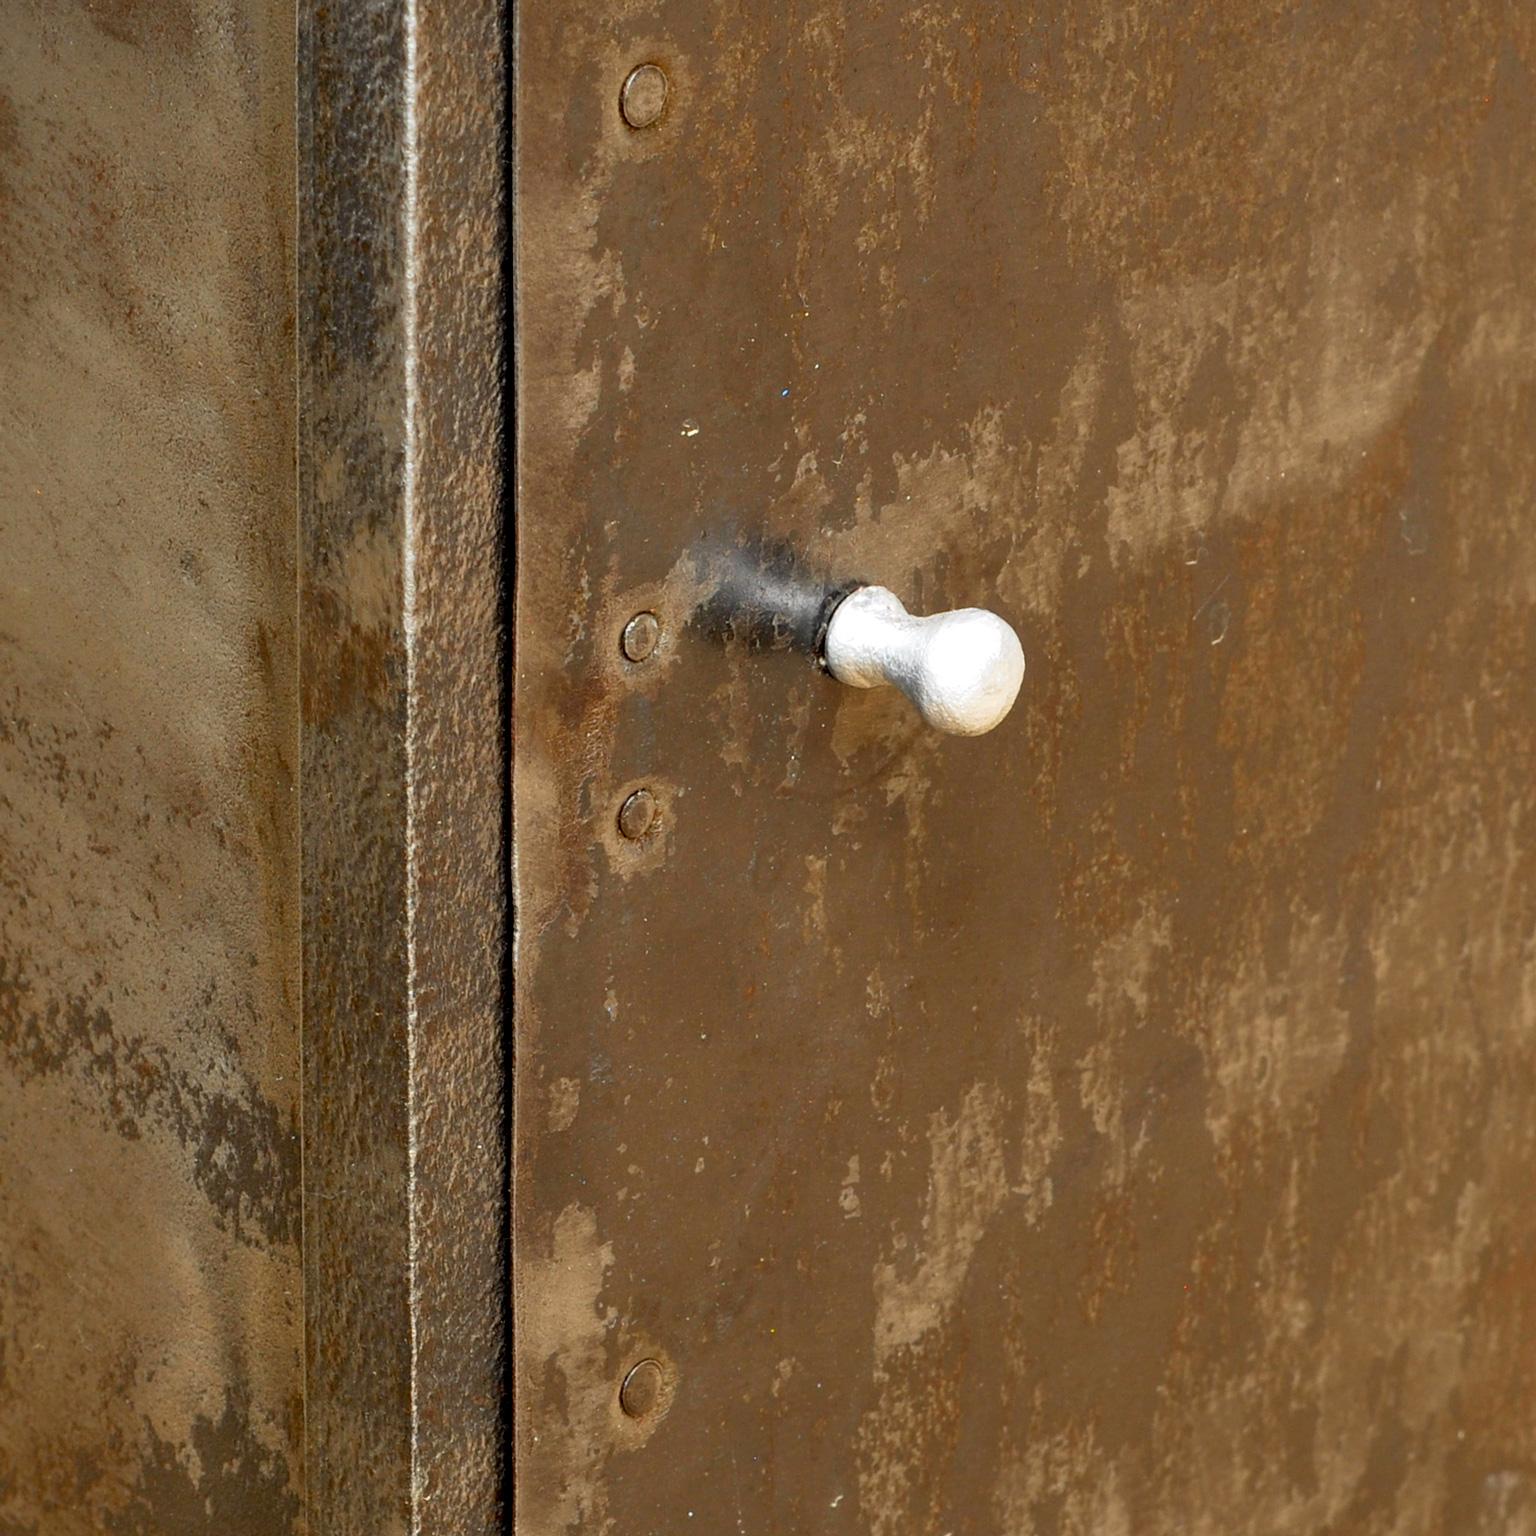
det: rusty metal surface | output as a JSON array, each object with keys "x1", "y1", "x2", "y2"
[
  {"x1": 512, "y1": 4, "x2": 1536, "y2": 1533},
  {"x1": 1, "y1": 1, "x2": 508, "y2": 1528},
  {"x1": 299, "y1": 0, "x2": 508, "y2": 1531},
  {"x1": 0, "y1": 2, "x2": 302, "y2": 1531}
]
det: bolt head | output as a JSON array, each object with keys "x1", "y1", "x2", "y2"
[
  {"x1": 621, "y1": 611, "x2": 661, "y2": 662},
  {"x1": 620, "y1": 64, "x2": 669, "y2": 130},
  {"x1": 617, "y1": 788, "x2": 658, "y2": 841},
  {"x1": 619, "y1": 1358, "x2": 665, "y2": 1419}
]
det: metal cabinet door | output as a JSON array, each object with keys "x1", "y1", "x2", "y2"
[{"x1": 512, "y1": 4, "x2": 1536, "y2": 1534}]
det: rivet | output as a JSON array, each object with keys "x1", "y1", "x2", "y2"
[
  {"x1": 619, "y1": 63, "x2": 669, "y2": 130},
  {"x1": 621, "y1": 611, "x2": 661, "y2": 663},
  {"x1": 619, "y1": 1358, "x2": 665, "y2": 1419},
  {"x1": 617, "y1": 788, "x2": 658, "y2": 841}
]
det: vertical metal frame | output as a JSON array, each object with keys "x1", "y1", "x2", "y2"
[{"x1": 298, "y1": 1, "x2": 508, "y2": 1529}]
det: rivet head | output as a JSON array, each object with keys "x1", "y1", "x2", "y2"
[
  {"x1": 619, "y1": 63, "x2": 669, "y2": 130},
  {"x1": 617, "y1": 788, "x2": 658, "y2": 841},
  {"x1": 621, "y1": 611, "x2": 661, "y2": 662},
  {"x1": 619, "y1": 1358, "x2": 665, "y2": 1419}
]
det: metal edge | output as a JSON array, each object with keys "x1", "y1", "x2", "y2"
[{"x1": 298, "y1": 0, "x2": 509, "y2": 1529}]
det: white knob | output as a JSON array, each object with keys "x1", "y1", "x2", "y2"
[{"x1": 823, "y1": 586, "x2": 1025, "y2": 736}]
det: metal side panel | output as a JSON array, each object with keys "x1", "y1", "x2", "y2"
[
  {"x1": 0, "y1": 4, "x2": 302, "y2": 1530},
  {"x1": 512, "y1": 4, "x2": 1536, "y2": 1533}
]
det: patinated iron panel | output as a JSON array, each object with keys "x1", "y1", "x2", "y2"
[
  {"x1": 513, "y1": 4, "x2": 1536, "y2": 1533},
  {"x1": 1, "y1": 3, "x2": 302, "y2": 1529}
]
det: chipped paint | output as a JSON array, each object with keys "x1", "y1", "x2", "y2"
[
  {"x1": 873, "y1": 1084, "x2": 1011, "y2": 1360},
  {"x1": 3, "y1": 0, "x2": 506, "y2": 1529}
]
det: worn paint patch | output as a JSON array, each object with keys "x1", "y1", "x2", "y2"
[
  {"x1": 106, "y1": 1394, "x2": 299, "y2": 1536},
  {"x1": 0, "y1": 964, "x2": 299, "y2": 1248},
  {"x1": 517, "y1": 1205, "x2": 618, "y2": 1534},
  {"x1": 872, "y1": 1082, "x2": 1011, "y2": 1360}
]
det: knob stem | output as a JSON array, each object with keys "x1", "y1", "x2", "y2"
[{"x1": 823, "y1": 586, "x2": 1025, "y2": 736}]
